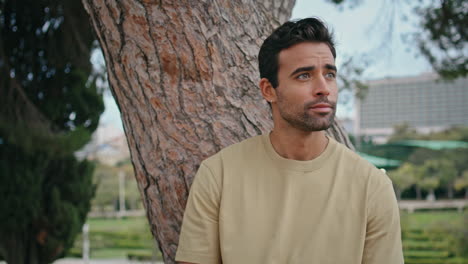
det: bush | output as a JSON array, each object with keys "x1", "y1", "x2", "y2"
[{"x1": 423, "y1": 214, "x2": 468, "y2": 258}]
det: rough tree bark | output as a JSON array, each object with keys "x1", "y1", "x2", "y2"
[{"x1": 82, "y1": 0, "x2": 354, "y2": 262}]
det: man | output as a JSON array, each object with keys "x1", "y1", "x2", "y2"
[{"x1": 176, "y1": 17, "x2": 403, "y2": 264}]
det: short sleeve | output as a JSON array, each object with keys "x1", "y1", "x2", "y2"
[
  {"x1": 175, "y1": 162, "x2": 222, "y2": 264},
  {"x1": 362, "y1": 171, "x2": 404, "y2": 264}
]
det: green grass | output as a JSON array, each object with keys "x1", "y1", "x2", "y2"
[
  {"x1": 67, "y1": 216, "x2": 160, "y2": 260},
  {"x1": 87, "y1": 217, "x2": 150, "y2": 232},
  {"x1": 403, "y1": 240, "x2": 449, "y2": 251},
  {"x1": 67, "y1": 211, "x2": 467, "y2": 261},
  {"x1": 404, "y1": 250, "x2": 450, "y2": 258},
  {"x1": 400, "y1": 210, "x2": 465, "y2": 229},
  {"x1": 401, "y1": 210, "x2": 468, "y2": 264},
  {"x1": 90, "y1": 248, "x2": 128, "y2": 258}
]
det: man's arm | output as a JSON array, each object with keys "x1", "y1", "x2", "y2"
[
  {"x1": 175, "y1": 162, "x2": 222, "y2": 264},
  {"x1": 362, "y1": 172, "x2": 404, "y2": 264}
]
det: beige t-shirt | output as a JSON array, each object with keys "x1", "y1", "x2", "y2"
[{"x1": 176, "y1": 134, "x2": 403, "y2": 264}]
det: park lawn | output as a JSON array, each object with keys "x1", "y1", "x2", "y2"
[
  {"x1": 68, "y1": 216, "x2": 161, "y2": 260},
  {"x1": 87, "y1": 217, "x2": 150, "y2": 232},
  {"x1": 67, "y1": 210, "x2": 467, "y2": 260},
  {"x1": 400, "y1": 210, "x2": 468, "y2": 264},
  {"x1": 400, "y1": 210, "x2": 466, "y2": 229}
]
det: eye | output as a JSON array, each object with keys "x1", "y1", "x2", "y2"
[
  {"x1": 296, "y1": 73, "x2": 310, "y2": 80},
  {"x1": 325, "y1": 72, "x2": 336, "y2": 79}
]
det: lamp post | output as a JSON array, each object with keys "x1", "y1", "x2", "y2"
[
  {"x1": 82, "y1": 223, "x2": 89, "y2": 264},
  {"x1": 118, "y1": 170, "x2": 126, "y2": 218}
]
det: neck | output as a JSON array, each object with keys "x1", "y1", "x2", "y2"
[{"x1": 269, "y1": 127, "x2": 329, "y2": 161}]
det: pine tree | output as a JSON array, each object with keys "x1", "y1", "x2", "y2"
[{"x1": 0, "y1": 0, "x2": 104, "y2": 262}]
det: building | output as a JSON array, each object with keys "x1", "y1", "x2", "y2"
[
  {"x1": 356, "y1": 72, "x2": 468, "y2": 143},
  {"x1": 75, "y1": 123, "x2": 130, "y2": 165},
  {"x1": 337, "y1": 117, "x2": 355, "y2": 136}
]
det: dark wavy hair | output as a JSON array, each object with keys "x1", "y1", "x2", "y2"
[{"x1": 258, "y1": 17, "x2": 336, "y2": 88}]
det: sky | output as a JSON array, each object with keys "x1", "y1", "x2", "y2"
[
  {"x1": 292, "y1": 0, "x2": 432, "y2": 78},
  {"x1": 99, "y1": 0, "x2": 433, "y2": 131}
]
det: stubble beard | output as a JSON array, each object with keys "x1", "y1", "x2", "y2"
[{"x1": 278, "y1": 98, "x2": 337, "y2": 132}]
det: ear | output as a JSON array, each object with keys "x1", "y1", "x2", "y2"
[{"x1": 259, "y1": 78, "x2": 277, "y2": 103}]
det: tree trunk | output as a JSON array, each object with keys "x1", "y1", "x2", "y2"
[
  {"x1": 396, "y1": 188, "x2": 402, "y2": 201},
  {"x1": 82, "y1": 0, "x2": 354, "y2": 262},
  {"x1": 429, "y1": 189, "x2": 436, "y2": 201},
  {"x1": 416, "y1": 185, "x2": 422, "y2": 200},
  {"x1": 447, "y1": 185, "x2": 453, "y2": 199}
]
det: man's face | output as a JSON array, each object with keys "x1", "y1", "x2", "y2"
[{"x1": 273, "y1": 42, "x2": 338, "y2": 132}]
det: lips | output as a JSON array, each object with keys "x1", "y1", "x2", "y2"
[{"x1": 308, "y1": 103, "x2": 333, "y2": 113}]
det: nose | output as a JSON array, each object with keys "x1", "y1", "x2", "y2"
[{"x1": 312, "y1": 75, "x2": 330, "y2": 97}]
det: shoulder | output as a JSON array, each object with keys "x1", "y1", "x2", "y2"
[
  {"x1": 330, "y1": 138, "x2": 392, "y2": 187},
  {"x1": 329, "y1": 139, "x2": 396, "y2": 214},
  {"x1": 202, "y1": 134, "x2": 263, "y2": 166},
  {"x1": 201, "y1": 134, "x2": 264, "y2": 174}
]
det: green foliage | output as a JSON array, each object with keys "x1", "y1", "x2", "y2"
[
  {"x1": 0, "y1": 141, "x2": 44, "y2": 232},
  {"x1": 329, "y1": 0, "x2": 467, "y2": 79},
  {"x1": 0, "y1": 0, "x2": 103, "y2": 133},
  {"x1": 388, "y1": 163, "x2": 418, "y2": 199},
  {"x1": 67, "y1": 217, "x2": 160, "y2": 260},
  {"x1": 424, "y1": 127, "x2": 468, "y2": 142},
  {"x1": 443, "y1": 148, "x2": 468, "y2": 176},
  {"x1": 401, "y1": 211, "x2": 468, "y2": 263},
  {"x1": 383, "y1": 126, "x2": 468, "y2": 199},
  {"x1": 408, "y1": 148, "x2": 441, "y2": 166},
  {"x1": 389, "y1": 125, "x2": 468, "y2": 143},
  {"x1": 0, "y1": 0, "x2": 104, "y2": 262},
  {"x1": 418, "y1": 177, "x2": 440, "y2": 194},
  {"x1": 422, "y1": 159, "x2": 457, "y2": 187},
  {"x1": 454, "y1": 170, "x2": 468, "y2": 197},
  {"x1": 0, "y1": 121, "x2": 93, "y2": 156},
  {"x1": 415, "y1": 0, "x2": 467, "y2": 80},
  {"x1": 337, "y1": 56, "x2": 369, "y2": 99},
  {"x1": 91, "y1": 162, "x2": 143, "y2": 213},
  {"x1": 423, "y1": 214, "x2": 468, "y2": 258},
  {"x1": 0, "y1": 139, "x2": 96, "y2": 263},
  {"x1": 388, "y1": 123, "x2": 421, "y2": 143}
]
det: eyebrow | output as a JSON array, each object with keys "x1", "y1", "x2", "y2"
[
  {"x1": 325, "y1": 64, "x2": 338, "y2": 72},
  {"x1": 289, "y1": 64, "x2": 338, "y2": 77}
]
